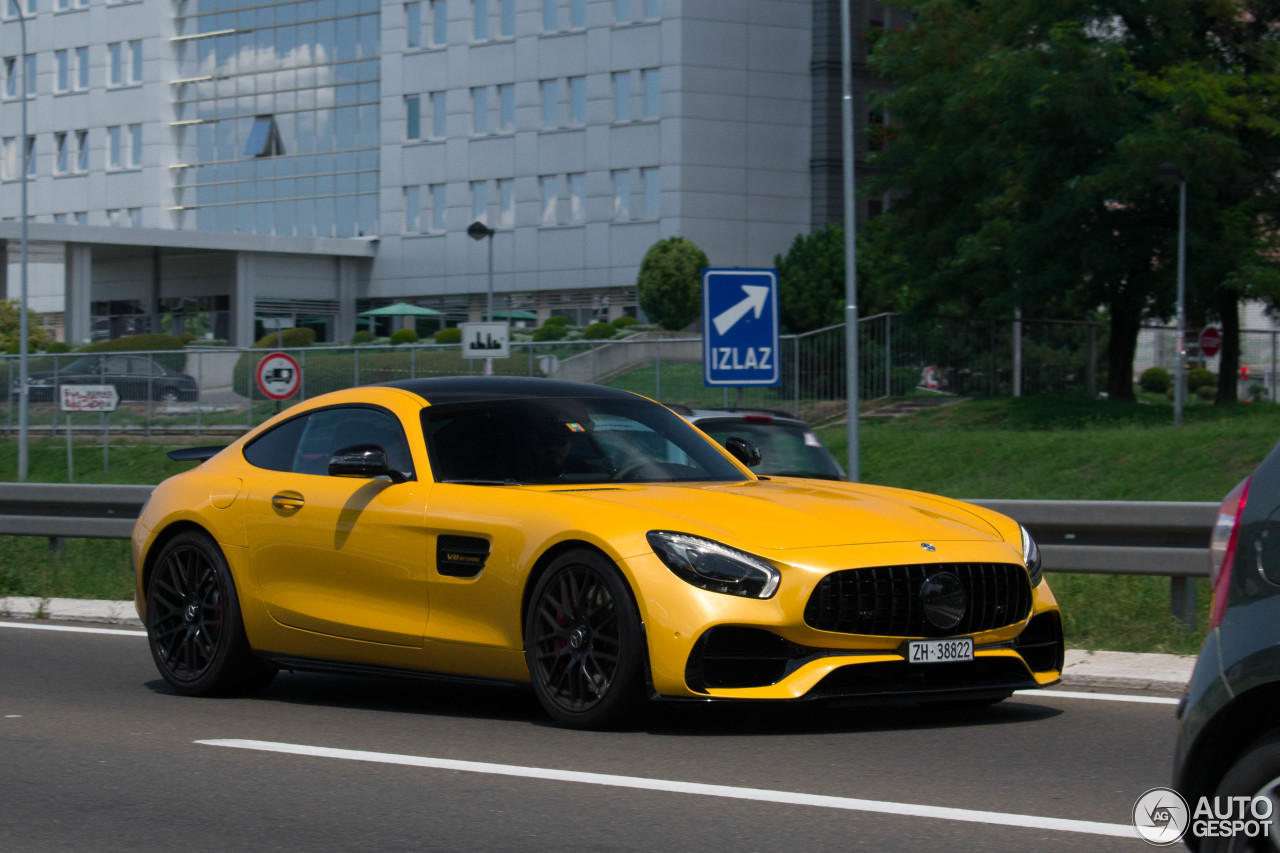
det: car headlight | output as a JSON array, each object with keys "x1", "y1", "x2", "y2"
[
  {"x1": 1020, "y1": 524, "x2": 1043, "y2": 587},
  {"x1": 646, "y1": 531, "x2": 780, "y2": 599}
]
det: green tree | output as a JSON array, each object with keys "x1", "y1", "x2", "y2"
[
  {"x1": 637, "y1": 237, "x2": 708, "y2": 331},
  {"x1": 0, "y1": 300, "x2": 53, "y2": 353},
  {"x1": 865, "y1": 0, "x2": 1280, "y2": 402},
  {"x1": 775, "y1": 224, "x2": 846, "y2": 334}
]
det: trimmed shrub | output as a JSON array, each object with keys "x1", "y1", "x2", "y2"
[
  {"x1": 80, "y1": 333, "x2": 187, "y2": 370},
  {"x1": 533, "y1": 322, "x2": 569, "y2": 342},
  {"x1": 351, "y1": 330, "x2": 377, "y2": 345},
  {"x1": 582, "y1": 322, "x2": 615, "y2": 340},
  {"x1": 390, "y1": 328, "x2": 420, "y2": 345},
  {"x1": 435, "y1": 327, "x2": 462, "y2": 344},
  {"x1": 251, "y1": 327, "x2": 315, "y2": 348},
  {"x1": 544, "y1": 314, "x2": 571, "y2": 327},
  {"x1": 1187, "y1": 367, "x2": 1216, "y2": 391},
  {"x1": 612, "y1": 315, "x2": 639, "y2": 330},
  {"x1": 1139, "y1": 367, "x2": 1170, "y2": 394},
  {"x1": 45, "y1": 341, "x2": 71, "y2": 353},
  {"x1": 1196, "y1": 385, "x2": 1217, "y2": 401}
]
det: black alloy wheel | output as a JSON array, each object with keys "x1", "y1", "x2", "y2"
[
  {"x1": 146, "y1": 530, "x2": 275, "y2": 696},
  {"x1": 525, "y1": 549, "x2": 644, "y2": 729}
]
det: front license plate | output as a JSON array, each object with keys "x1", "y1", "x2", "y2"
[{"x1": 908, "y1": 638, "x2": 974, "y2": 664}]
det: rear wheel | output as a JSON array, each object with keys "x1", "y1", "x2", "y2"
[
  {"x1": 525, "y1": 549, "x2": 645, "y2": 729},
  {"x1": 1202, "y1": 729, "x2": 1280, "y2": 853},
  {"x1": 146, "y1": 530, "x2": 275, "y2": 696}
]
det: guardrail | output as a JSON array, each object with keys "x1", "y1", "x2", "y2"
[{"x1": 0, "y1": 485, "x2": 1215, "y2": 628}]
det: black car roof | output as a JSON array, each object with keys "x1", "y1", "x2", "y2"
[{"x1": 376, "y1": 376, "x2": 643, "y2": 406}]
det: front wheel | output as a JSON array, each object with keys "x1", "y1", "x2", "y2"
[
  {"x1": 1201, "y1": 729, "x2": 1280, "y2": 853},
  {"x1": 524, "y1": 549, "x2": 645, "y2": 729},
  {"x1": 145, "y1": 530, "x2": 275, "y2": 696}
]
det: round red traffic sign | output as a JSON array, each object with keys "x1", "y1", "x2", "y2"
[
  {"x1": 255, "y1": 351, "x2": 301, "y2": 401},
  {"x1": 1199, "y1": 326, "x2": 1222, "y2": 358}
]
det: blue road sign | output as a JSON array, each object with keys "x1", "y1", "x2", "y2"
[{"x1": 702, "y1": 268, "x2": 780, "y2": 387}]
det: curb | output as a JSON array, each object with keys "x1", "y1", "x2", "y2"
[{"x1": 0, "y1": 597, "x2": 1197, "y2": 693}]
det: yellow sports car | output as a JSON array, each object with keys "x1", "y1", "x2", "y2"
[{"x1": 132, "y1": 377, "x2": 1063, "y2": 728}]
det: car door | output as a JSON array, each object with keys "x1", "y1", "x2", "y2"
[
  {"x1": 100, "y1": 355, "x2": 137, "y2": 400},
  {"x1": 243, "y1": 405, "x2": 430, "y2": 648}
]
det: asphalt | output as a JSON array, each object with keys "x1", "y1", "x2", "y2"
[{"x1": 0, "y1": 595, "x2": 1197, "y2": 694}]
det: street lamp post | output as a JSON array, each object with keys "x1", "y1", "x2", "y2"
[
  {"x1": 14, "y1": 5, "x2": 30, "y2": 480},
  {"x1": 467, "y1": 220, "x2": 496, "y2": 321},
  {"x1": 1157, "y1": 161, "x2": 1187, "y2": 428},
  {"x1": 840, "y1": 0, "x2": 859, "y2": 481}
]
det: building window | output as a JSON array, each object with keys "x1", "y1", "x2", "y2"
[
  {"x1": 55, "y1": 50, "x2": 68, "y2": 92},
  {"x1": 431, "y1": 91, "x2": 447, "y2": 138},
  {"x1": 431, "y1": 0, "x2": 447, "y2": 45},
  {"x1": 613, "y1": 71, "x2": 631, "y2": 122},
  {"x1": 571, "y1": 0, "x2": 585, "y2": 27},
  {"x1": 24, "y1": 54, "x2": 34, "y2": 95},
  {"x1": 569, "y1": 76, "x2": 585, "y2": 125},
  {"x1": 612, "y1": 170, "x2": 630, "y2": 219},
  {"x1": 404, "y1": 186, "x2": 420, "y2": 232},
  {"x1": 498, "y1": 178, "x2": 514, "y2": 227},
  {"x1": 54, "y1": 212, "x2": 66, "y2": 223},
  {"x1": 54, "y1": 132, "x2": 67, "y2": 173},
  {"x1": 24, "y1": 135, "x2": 35, "y2": 176},
  {"x1": 541, "y1": 175, "x2": 557, "y2": 225},
  {"x1": 244, "y1": 116, "x2": 282, "y2": 157},
  {"x1": 54, "y1": 0, "x2": 67, "y2": 10},
  {"x1": 498, "y1": 84, "x2": 514, "y2": 131},
  {"x1": 643, "y1": 69, "x2": 660, "y2": 118},
  {"x1": 542, "y1": 0, "x2": 556, "y2": 31},
  {"x1": 75, "y1": 211, "x2": 87, "y2": 225},
  {"x1": 129, "y1": 124, "x2": 142, "y2": 167},
  {"x1": 615, "y1": 0, "x2": 630, "y2": 23},
  {"x1": 472, "y1": 86, "x2": 488, "y2": 134},
  {"x1": 406, "y1": 2, "x2": 421, "y2": 48},
  {"x1": 569, "y1": 173, "x2": 585, "y2": 223},
  {"x1": 642, "y1": 167, "x2": 659, "y2": 217},
  {"x1": 75, "y1": 129, "x2": 88, "y2": 171},
  {"x1": 107, "y1": 208, "x2": 123, "y2": 227},
  {"x1": 76, "y1": 47, "x2": 88, "y2": 90},
  {"x1": 129, "y1": 40, "x2": 142, "y2": 84},
  {"x1": 645, "y1": 0, "x2": 658, "y2": 18},
  {"x1": 107, "y1": 125, "x2": 122, "y2": 169},
  {"x1": 127, "y1": 208, "x2": 141, "y2": 227},
  {"x1": 473, "y1": 0, "x2": 487, "y2": 39},
  {"x1": 405, "y1": 95, "x2": 421, "y2": 139},
  {"x1": 109, "y1": 43, "x2": 123, "y2": 86},
  {"x1": 541, "y1": 79, "x2": 557, "y2": 128},
  {"x1": 499, "y1": 0, "x2": 514, "y2": 35},
  {"x1": 471, "y1": 180, "x2": 488, "y2": 224},
  {"x1": 3, "y1": 57, "x2": 14, "y2": 98},
  {"x1": 1, "y1": 137, "x2": 15, "y2": 180},
  {"x1": 430, "y1": 183, "x2": 446, "y2": 231}
]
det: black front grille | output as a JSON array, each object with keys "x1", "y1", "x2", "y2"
[{"x1": 804, "y1": 562, "x2": 1032, "y2": 637}]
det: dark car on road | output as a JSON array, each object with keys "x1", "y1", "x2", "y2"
[
  {"x1": 1173, "y1": 442, "x2": 1280, "y2": 851},
  {"x1": 676, "y1": 407, "x2": 846, "y2": 481},
  {"x1": 18, "y1": 354, "x2": 199, "y2": 403}
]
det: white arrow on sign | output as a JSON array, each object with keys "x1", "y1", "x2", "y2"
[{"x1": 712, "y1": 285, "x2": 770, "y2": 336}]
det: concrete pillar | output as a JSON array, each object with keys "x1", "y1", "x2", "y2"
[
  {"x1": 337, "y1": 257, "x2": 358, "y2": 342},
  {"x1": 233, "y1": 252, "x2": 256, "y2": 347},
  {"x1": 64, "y1": 244, "x2": 93, "y2": 346}
]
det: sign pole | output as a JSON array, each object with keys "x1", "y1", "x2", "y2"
[
  {"x1": 66, "y1": 413, "x2": 73, "y2": 483},
  {"x1": 101, "y1": 410, "x2": 108, "y2": 472}
]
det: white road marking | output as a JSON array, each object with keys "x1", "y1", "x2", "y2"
[
  {"x1": 1018, "y1": 689, "x2": 1179, "y2": 706},
  {"x1": 0, "y1": 620, "x2": 145, "y2": 637},
  {"x1": 199, "y1": 738, "x2": 1139, "y2": 839}
]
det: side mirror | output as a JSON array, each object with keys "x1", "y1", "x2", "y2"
[
  {"x1": 328, "y1": 444, "x2": 406, "y2": 482},
  {"x1": 724, "y1": 436, "x2": 762, "y2": 468}
]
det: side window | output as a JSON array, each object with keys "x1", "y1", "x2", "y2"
[
  {"x1": 103, "y1": 356, "x2": 132, "y2": 375},
  {"x1": 292, "y1": 407, "x2": 414, "y2": 479},
  {"x1": 242, "y1": 415, "x2": 309, "y2": 472}
]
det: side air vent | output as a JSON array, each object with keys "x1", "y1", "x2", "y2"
[{"x1": 437, "y1": 535, "x2": 490, "y2": 578}]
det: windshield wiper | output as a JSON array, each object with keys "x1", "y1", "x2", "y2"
[{"x1": 437, "y1": 478, "x2": 520, "y2": 486}]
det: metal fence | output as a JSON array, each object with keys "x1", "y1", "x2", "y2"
[{"x1": 2, "y1": 314, "x2": 1276, "y2": 438}]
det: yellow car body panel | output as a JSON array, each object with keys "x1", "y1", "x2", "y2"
[{"x1": 134, "y1": 379, "x2": 1063, "y2": 710}]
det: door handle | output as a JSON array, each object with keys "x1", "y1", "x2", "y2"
[{"x1": 271, "y1": 492, "x2": 305, "y2": 512}]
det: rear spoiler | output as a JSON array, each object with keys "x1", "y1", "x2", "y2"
[{"x1": 166, "y1": 445, "x2": 227, "y2": 463}]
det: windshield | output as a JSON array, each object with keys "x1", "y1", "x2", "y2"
[
  {"x1": 694, "y1": 419, "x2": 845, "y2": 480},
  {"x1": 422, "y1": 396, "x2": 747, "y2": 485}
]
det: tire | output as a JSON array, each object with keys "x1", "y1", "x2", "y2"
[
  {"x1": 1200, "y1": 729, "x2": 1280, "y2": 853},
  {"x1": 145, "y1": 530, "x2": 276, "y2": 696},
  {"x1": 524, "y1": 549, "x2": 645, "y2": 729},
  {"x1": 159, "y1": 386, "x2": 180, "y2": 403}
]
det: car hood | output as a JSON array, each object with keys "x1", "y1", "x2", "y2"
[{"x1": 553, "y1": 478, "x2": 1005, "y2": 551}]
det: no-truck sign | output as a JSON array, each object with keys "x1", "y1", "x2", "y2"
[{"x1": 255, "y1": 352, "x2": 301, "y2": 401}]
